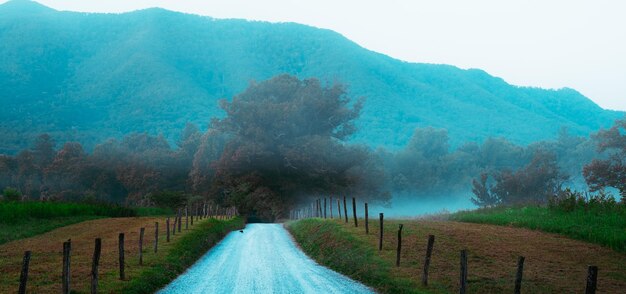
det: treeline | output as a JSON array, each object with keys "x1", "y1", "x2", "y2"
[
  {"x1": 379, "y1": 126, "x2": 606, "y2": 204},
  {"x1": 1, "y1": 75, "x2": 625, "y2": 219}
]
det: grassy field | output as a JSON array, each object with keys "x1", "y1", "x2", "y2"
[
  {"x1": 0, "y1": 201, "x2": 172, "y2": 245},
  {"x1": 450, "y1": 205, "x2": 626, "y2": 252},
  {"x1": 288, "y1": 217, "x2": 626, "y2": 293},
  {"x1": 0, "y1": 215, "x2": 244, "y2": 293}
]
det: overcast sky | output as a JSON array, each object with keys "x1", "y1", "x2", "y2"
[{"x1": 5, "y1": 0, "x2": 626, "y2": 111}]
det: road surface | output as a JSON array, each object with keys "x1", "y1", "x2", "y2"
[{"x1": 159, "y1": 223, "x2": 374, "y2": 294}]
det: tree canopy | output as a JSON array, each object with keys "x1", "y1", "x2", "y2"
[{"x1": 210, "y1": 75, "x2": 386, "y2": 220}]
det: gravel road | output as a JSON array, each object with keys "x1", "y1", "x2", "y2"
[{"x1": 159, "y1": 223, "x2": 374, "y2": 294}]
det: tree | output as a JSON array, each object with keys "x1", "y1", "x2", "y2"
[
  {"x1": 189, "y1": 129, "x2": 227, "y2": 194},
  {"x1": 472, "y1": 150, "x2": 567, "y2": 205},
  {"x1": 583, "y1": 119, "x2": 626, "y2": 200},
  {"x1": 470, "y1": 173, "x2": 499, "y2": 207},
  {"x1": 43, "y1": 142, "x2": 87, "y2": 200},
  {"x1": 211, "y1": 74, "x2": 387, "y2": 220},
  {"x1": 31, "y1": 134, "x2": 56, "y2": 169}
]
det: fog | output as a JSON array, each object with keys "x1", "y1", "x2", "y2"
[{"x1": 368, "y1": 194, "x2": 476, "y2": 219}]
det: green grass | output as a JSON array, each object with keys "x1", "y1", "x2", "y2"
[
  {"x1": 0, "y1": 201, "x2": 173, "y2": 245},
  {"x1": 0, "y1": 216, "x2": 103, "y2": 245},
  {"x1": 450, "y1": 205, "x2": 626, "y2": 252},
  {"x1": 117, "y1": 217, "x2": 245, "y2": 293},
  {"x1": 287, "y1": 218, "x2": 424, "y2": 294}
]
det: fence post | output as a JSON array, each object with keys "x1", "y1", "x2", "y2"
[
  {"x1": 422, "y1": 235, "x2": 435, "y2": 286},
  {"x1": 139, "y1": 227, "x2": 145, "y2": 265},
  {"x1": 343, "y1": 196, "x2": 348, "y2": 224},
  {"x1": 62, "y1": 239, "x2": 71, "y2": 294},
  {"x1": 18, "y1": 251, "x2": 31, "y2": 294},
  {"x1": 118, "y1": 233, "x2": 125, "y2": 280},
  {"x1": 337, "y1": 199, "x2": 342, "y2": 219},
  {"x1": 154, "y1": 222, "x2": 159, "y2": 253},
  {"x1": 514, "y1": 256, "x2": 525, "y2": 294},
  {"x1": 352, "y1": 197, "x2": 358, "y2": 227},
  {"x1": 166, "y1": 217, "x2": 170, "y2": 242},
  {"x1": 585, "y1": 266, "x2": 598, "y2": 294},
  {"x1": 91, "y1": 238, "x2": 101, "y2": 294},
  {"x1": 324, "y1": 198, "x2": 327, "y2": 219},
  {"x1": 343, "y1": 197, "x2": 348, "y2": 223},
  {"x1": 379, "y1": 213, "x2": 384, "y2": 251},
  {"x1": 460, "y1": 249, "x2": 468, "y2": 294},
  {"x1": 364, "y1": 203, "x2": 369, "y2": 234},
  {"x1": 185, "y1": 206, "x2": 189, "y2": 230},
  {"x1": 177, "y1": 208, "x2": 182, "y2": 232},
  {"x1": 318, "y1": 199, "x2": 322, "y2": 217},
  {"x1": 396, "y1": 224, "x2": 403, "y2": 267},
  {"x1": 330, "y1": 196, "x2": 333, "y2": 218}
]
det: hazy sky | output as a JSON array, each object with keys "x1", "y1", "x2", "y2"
[{"x1": 5, "y1": 0, "x2": 626, "y2": 111}]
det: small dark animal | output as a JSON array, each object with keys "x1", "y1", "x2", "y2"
[{"x1": 239, "y1": 230, "x2": 244, "y2": 233}]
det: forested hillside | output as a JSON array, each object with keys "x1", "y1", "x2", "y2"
[{"x1": 0, "y1": 0, "x2": 623, "y2": 154}]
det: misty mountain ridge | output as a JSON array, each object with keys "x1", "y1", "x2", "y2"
[{"x1": 0, "y1": 0, "x2": 623, "y2": 154}]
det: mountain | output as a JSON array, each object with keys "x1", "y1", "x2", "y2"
[{"x1": 0, "y1": 0, "x2": 623, "y2": 154}]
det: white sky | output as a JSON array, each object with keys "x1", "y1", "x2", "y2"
[{"x1": 4, "y1": 0, "x2": 626, "y2": 111}]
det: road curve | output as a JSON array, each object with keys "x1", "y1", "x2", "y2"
[{"x1": 159, "y1": 223, "x2": 374, "y2": 294}]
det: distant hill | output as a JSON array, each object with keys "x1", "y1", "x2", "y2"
[{"x1": 0, "y1": 0, "x2": 623, "y2": 154}]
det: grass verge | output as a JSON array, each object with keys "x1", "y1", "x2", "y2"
[
  {"x1": 119, "y1": 217, "x2": 245, "y2": 293},
  {"x1": 449, "y1": 205, "x2": 626, "y2": 252},
  {"x1": 287, "y1": 218, "x2": 421, "y2": 293}
]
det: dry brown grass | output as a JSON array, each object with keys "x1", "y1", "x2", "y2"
[
  {"x1": 334, "y1": 218, "x2": 626, "y2": 293},
  {"x1": 0, "y1": 216, "x2": 194, "y2": 293}
]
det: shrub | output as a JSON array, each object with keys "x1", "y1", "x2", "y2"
[
  {"x1": 549, "y1": 188, "x2": 621, "y2": 213},
  {"x1": 2, "y1": 187, "x2": 22, "y2": 202}
]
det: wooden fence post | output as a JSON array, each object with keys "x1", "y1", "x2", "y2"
[
  {"x1": 330, "y1": 196, "x2": 333, "y2": 218},
  {"x1": 337, "y1": 199, "x2": 342, "y2": 219},
  {"x1": 139, "y1": 227, "x2": 145, "y2": 265},
  {"x1": 364, "y1": 203, "x2": 369, "y2": 234},
  {"x1": 154, "y1": 222, "x2": 159, "y2": 253},
  {"x1": 422, "y1": 235, "x2": 435, "y2": 286},
  {"x1": 166, "y1": 217, "x2": 170, "y2": 242},
  {"x1": 343, "y1": 196, "x2": 348, "y2": 223},
  {"x1": 91, "y1": 238, "x2": 101, "y2": 294},
  {"x1": 178, "y1": 209, "x2": 182, "y2": 232},
  {"x1": 62, "y1": 239, "x2": 71, "y2": 294},
  {"x1": 396, "y1": 224, "x2": 403, "y2": 267},
  {"x1": 515, "y1": 256, "x2": 525, "y2": 294},
  {"x1": 460, "y1": 249, "x2": 468, "y2": 294},
  {"x1": 185, "y1": 206, "x2": 189, "y2": 230},
  {"x1": 324, "y1": 198, "x2": 327, "y2": 219},
  {"x1": 18, "y1": 251, "x2": 31, "y2": 294},
  {"x1": 352, "y1": 197, "x2": 358, "y2": 227},
  {"x1": 379, "y1": 213, "x2": 384, "y2": 251},
  {"x1": 172, "y1": 217, "x2": 177, "y2": 236},
  {"x1": 118, "y1": 233, "x2": 125, "y2": 280},
  {"x1": 316, "y1": 199, "x2": 320, "y2": 217},
  {"x1": 318, "y1": 199, "x2": 322, "y2": 217},
  {"x1": 585, "y1": 266, "x2": 598, "y2": 294}
]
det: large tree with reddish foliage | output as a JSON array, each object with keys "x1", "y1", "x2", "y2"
[
  {"x1": 210, "y1": 75, "x2": 388, "y2": 220},
  {"x1": 583, "y1": 119, "x2": 626, "y2": 199}
]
